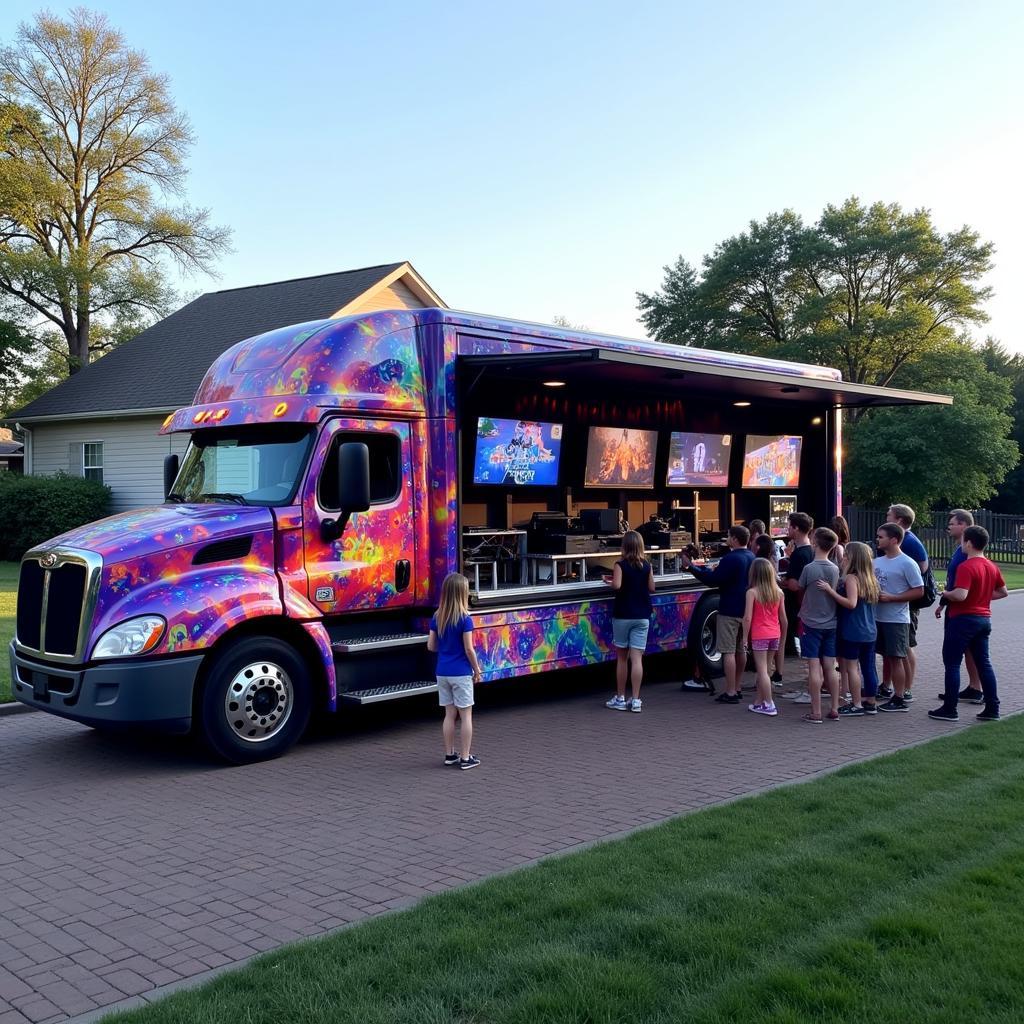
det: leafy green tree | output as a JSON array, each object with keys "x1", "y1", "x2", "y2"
[
  {"x1": 0, "y1": 308, "x2": 33, "y2": 415},
  {"x1": 976, "y1": 339, "x2": 1024, "y2": 512},
  {"x1": 843, "y1": 342, "x2": 1019, "y2": 510},
  {"x1": 637, "y1": 198, "x2": 994, "y2": 397},
  {"x1": 0, "y1": 9, "x2": 229, "y2": 373}
]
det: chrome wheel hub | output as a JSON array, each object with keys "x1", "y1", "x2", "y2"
[{"x1": 224, "y1": 661, "x2": 293, "y2": 743}]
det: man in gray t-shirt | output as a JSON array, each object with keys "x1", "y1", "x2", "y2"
[
  {"x1": 872, "y1": 522, "x2": 925, "y2": 712},
  {"x1": 799, "y1": 559, "x2": 840, "y2": 630},
  {"x1": 795, "y1": 527, "x2": 841, "y2": 722}
]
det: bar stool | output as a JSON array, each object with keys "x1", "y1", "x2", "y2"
[{"x1": 466, "y1": 558, "x2": 499, "y2": 591}]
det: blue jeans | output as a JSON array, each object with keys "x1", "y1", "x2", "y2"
[
  {"x1": 839, "y1": 638, "x2": 878, "y2": 699},
  {"x1": 943, "y1": 615, "x2": 999, "y2": 709}
]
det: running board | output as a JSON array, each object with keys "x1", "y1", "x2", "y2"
[
  {"x1": 340, "y1": 681, "x2": 439, "y2": 704},
  {"x1": 332, "y1": 632, "x2": 429, "y2": 654}
]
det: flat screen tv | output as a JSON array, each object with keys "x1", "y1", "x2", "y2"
[
  {"x1": 742, "y1": 435, "x2": 802, "y2": 488},
  {"x1": 584, "y1": 427, "x2": 657, "y2": 489},
  {"x1": 665, "y1": 432, "x2": 731, "y2": 487},
  {"x1": 472, "y1": 418, "x2": 563, "y2": 486}
]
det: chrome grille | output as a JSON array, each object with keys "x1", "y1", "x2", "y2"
[{"x1": 15, "y1": 549, "x2": 102, "y2": 663}]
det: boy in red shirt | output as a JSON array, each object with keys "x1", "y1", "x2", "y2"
[{"x1": 928, "y1": 526, "x2": 1008, "y2": 723}]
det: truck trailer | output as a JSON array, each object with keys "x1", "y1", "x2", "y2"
[{"x1": 10, "y1": 308, "x2": 949, "y2": 762}]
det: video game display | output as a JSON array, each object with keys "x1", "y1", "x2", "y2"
[
  {"x1": 769, "y1": 494, "x2": 798, "y2": 536},
  {"x1": 742, "y1": 435, "x2": 803, "y2": 488},
  {"x1": 666, "y1": 432, "x2": 731, "y2": 487},
  {"x1": 472, "y1": 418, "x2": 563, "y2": 486},
  {"x1": 584, "y1": 427, "x2": 658, "y2": 488}
]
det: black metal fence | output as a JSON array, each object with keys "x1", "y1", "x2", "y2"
[{"x1": 844, "y1": 507, "x2": 1024, "y2": 567}]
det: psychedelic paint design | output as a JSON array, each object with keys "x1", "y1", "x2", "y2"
[{"x1": 470, "y1": 591, "x2": 700, "y2": 680}]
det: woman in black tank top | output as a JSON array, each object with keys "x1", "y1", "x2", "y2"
[{"x1": 603, "y1": 530, "x2": 655, "y2": 713}]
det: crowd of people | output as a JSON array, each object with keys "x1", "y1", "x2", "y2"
[
  {"x1": 427, "y1": 503, "x2": 1008, "y2": 768},
  {"x1": 673, "y1": 505, "x2": 1006, "y2": 724}
]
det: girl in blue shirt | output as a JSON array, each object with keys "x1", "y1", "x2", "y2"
[{"x1": 428, "y1": 573, "x2": 483, "y2": 769}]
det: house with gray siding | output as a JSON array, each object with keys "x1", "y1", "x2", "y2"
[{"x1": 8, "y1": 262, "x2": 445, "y2": 512}]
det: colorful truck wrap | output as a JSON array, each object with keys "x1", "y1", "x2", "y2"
[{"x1": 9, "y1": 308, "x2": 946, "y2": 762}]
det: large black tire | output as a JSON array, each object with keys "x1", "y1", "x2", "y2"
[
  {"x1": 688, "y1": 594, "x2": 723, "y2": 679},
  {"x1": 197, "y1": 636, "x2": 312, "y2": 764}
]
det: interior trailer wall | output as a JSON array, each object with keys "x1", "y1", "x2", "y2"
[{"x1": 459, "y1": 383, "x2": 835, "y2": 533}]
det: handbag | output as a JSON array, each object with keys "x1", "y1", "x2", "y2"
[{"x1": 910, "y1": 566, "x2": 937, "y2": 610}]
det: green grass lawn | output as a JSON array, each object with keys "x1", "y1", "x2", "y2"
[
  {"x1": 0, "y1": 562, "x2": 16, "y2": 703},
  {"x1": 102, "y1": 717, "x2": 1024, "y2": 1024}
]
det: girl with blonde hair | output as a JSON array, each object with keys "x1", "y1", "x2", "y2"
[
  {"x1": 428, "y1": 573, "x2": 483, "y2": 768},
  {"x1": 742, "y1": 557, "x2": 788, "y2": 716},
  {"x1": 603, "y1": 530, "x2": 655, "y2": 712},
  {"x1": 816, "y1": 541, "x2": 879, "y2": 715}
]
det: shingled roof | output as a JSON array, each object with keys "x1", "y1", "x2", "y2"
[{"x1": 12, "y1": 262, "x2": 437, "y2": 420}]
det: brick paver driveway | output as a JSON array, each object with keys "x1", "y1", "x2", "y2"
[{"x1": 2, "y1": 597, "x2": 1023, "y2": 1024}]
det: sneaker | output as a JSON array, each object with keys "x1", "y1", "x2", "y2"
[
  {"x1": 936, "y1": 687, "x2": 985, "y2": 704},
  {"x1": 606, "y1": 695, "x2": 628, "y2": 711},
  {"x1": 792, "y1": 692, "x2": 813, "y2": 704},
  {"x1": 976, "y1": 706, "x2": 1001, "y2": 721},
  {"x1": 838, "y1": 704, "x2": 865, "y2": 717},
  {"x1": 878, "y1": 698, "x2": 909, "y2": 713},
  {"x1": 629, "y1": 698, "x2": 643, "y2": 713},
  {"x1": 443, "y1": 751, "x2": 460, "y2": 766},
  {"x1": 927, "y1": 706, "x2": 959, "y2": 722},
  {"x1": 877, "y1": 684, "x2": 894, "y2": 700},
  {"x1": 862, "y1": 701, "x2": 878, "y2": 715},
  {"x1": 459, "y1": 755, "x2": 481, "y2": 770},
  {"x1": 903, "y1": 690, "x2": 914, "y2": 704},
  {"x1": 770, "y1": 671, "x2": 784, "y2": 683},
  {"x1": 781, "y1": 690, "x2": 805, "y2": 700},
  {"x1": 714, "y1": 692, "x2": 741, "y2": 704},
  {"x1": 826, "y1": 710, "x2": 840, "y2": 721},
  {"x1": 802, "y1": 712, "x2": 823, "y2": 724},
  {"x1": 749, "y1": 703, "x2": 778, "y2": 716}
]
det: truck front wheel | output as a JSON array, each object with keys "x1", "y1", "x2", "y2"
[
  {"x1": 198, "y1": 637, "x2": 312, "y2": 764},
  {"x1": 687, "y1": 594, "x2": 723, "y2": 680}
]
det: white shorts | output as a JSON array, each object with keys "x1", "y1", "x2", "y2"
[{"x1": 437, "y1": 675, "x2": 474, "y2": 708}]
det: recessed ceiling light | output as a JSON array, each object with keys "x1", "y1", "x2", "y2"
[
  {"x1": 733, "y1": 401, "x2": 751, "y2": 408},
  {"x1": 543, "y1": 380, "x2": 566, "y2": 388},
  {"x1": 811, "y1": 416, "x2": 823, "y2": 425}
]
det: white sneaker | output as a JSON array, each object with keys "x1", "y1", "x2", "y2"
[
  {"x1": 605, "y1": 695, "x2": 628, "y2": 711},
  {"x1": 781, "y1": 690, "x2": 805, "y2": 700},
  {"x1": 629, "y1": 698, "x2": 643, "y2": 713},
  {"x1": 792, "y1": 692, "x2": 813, "y2": 704}
]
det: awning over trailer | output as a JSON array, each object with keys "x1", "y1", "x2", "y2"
[{"x1": 459, "y1": 349, "x2": 952, "y2": 410}]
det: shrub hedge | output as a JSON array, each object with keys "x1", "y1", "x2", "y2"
[{"x1": 0, "y1": 473, "x2": 112, "y2": 560}]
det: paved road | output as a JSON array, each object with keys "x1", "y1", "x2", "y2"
[{"x1": 2, "y1": 598, "x2": 1022, "y2": 1024}]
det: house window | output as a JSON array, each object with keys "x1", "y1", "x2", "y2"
[{"x1": 83, "y1": 442, "x2": 103, "y2": 483}]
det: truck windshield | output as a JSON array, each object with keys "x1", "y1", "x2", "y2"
[{"x1": 170, "y1": 426, "x2": 314, "y2": 507}]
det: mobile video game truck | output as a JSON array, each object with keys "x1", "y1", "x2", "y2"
[{"x1": 9, "y1": 308, "x2": 950, "y2": 762}]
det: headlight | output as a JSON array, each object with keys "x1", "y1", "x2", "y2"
[{"x1": 92, "y1": 616, "x2": 166, "y2": 659}]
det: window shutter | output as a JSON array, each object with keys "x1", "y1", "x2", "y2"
[{"x1": 68, "y1": 443, "x2": 84, "y2": 476}]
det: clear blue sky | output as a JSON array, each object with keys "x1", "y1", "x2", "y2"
[{"x1": 3, "y1": 1, "x2": 1022, "y2": 346}]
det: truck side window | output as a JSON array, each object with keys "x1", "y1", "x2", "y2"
[{"x1": 318, "y1": 431, "x2": 401, "y2": 509}]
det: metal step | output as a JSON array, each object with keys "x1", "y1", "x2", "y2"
[
  {"x1": 340, "y1": 681, "x2": 439, "y2": 704},
  {"x1": 331, "y1": 632, "x2": 429, "y2": 654}
]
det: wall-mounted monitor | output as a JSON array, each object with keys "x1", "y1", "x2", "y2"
[
  {"x1": 666, "y1": 432, "x2": 731, "y2": 487},
  {"x1": 472, "y1": 418, "x2": 563, "y2": 486},
  {"x1": 742, "y1": 435, "x2": 802, "y2": 488},
  {"x1": 584, "y1": 427, "x2": 657, "y2": 489}
]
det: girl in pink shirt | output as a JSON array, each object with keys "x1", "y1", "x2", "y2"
[{"x1": 743, "y1": 557, "x2": 788, "y2": 716}]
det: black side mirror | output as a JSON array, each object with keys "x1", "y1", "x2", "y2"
[
  {"x1": 339, "y1": 442, "x2": 370, "y2": 514},
  {"x1": 163, "y1": 454, "x2": 180, "y2": 500},
  {"x1": 322, "y1": 442, "x2": 370, "y2": 542}
]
